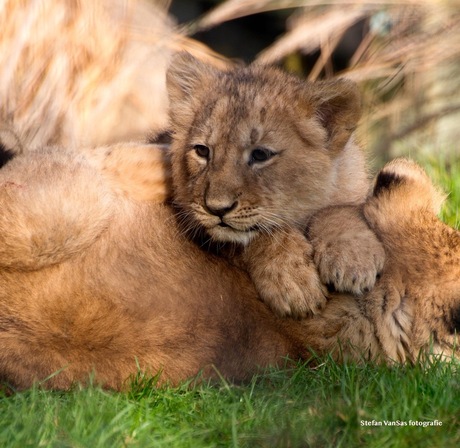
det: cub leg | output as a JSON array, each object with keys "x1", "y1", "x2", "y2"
[{"x1": 240, "y1": 227, "x2": 327, "y2": 318}]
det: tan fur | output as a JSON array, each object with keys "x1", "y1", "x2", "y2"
[
  {"x1": 166, "y1": 53, "x2": 383, "y2": 318},
  {"x1": 308, "y1": 206, "x2": 386, "y2": 293},
  {"x1": 0, "y1": 0, "x2": 224, "y2": 150},
  {"x1": 0, "y1": 148, "x2": 458, "y2": 391},
  {"x1": 0, "y1": 148, "x2": 114, "y2": 270},
  {"x1": 81, "y1": 143, "x2": 172, "y2": 203}
]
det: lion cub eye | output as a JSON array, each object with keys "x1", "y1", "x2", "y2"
[
  {"x1": 249, "y1": 147, "x2": 276, "y2": 166},
  {"x1": 193, "y1": 144, "x2": 210, "y2": 159}
]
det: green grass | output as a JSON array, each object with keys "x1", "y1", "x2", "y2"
[
  {"x1": 1, "y1": 158, "x2": 459, "y2": 448},
  {"x1": 423, "y1": 157, "x2": 460, "y2": 229},
  {"x1": 1, "y1": 358, "x2": 459, "y2": 447}
]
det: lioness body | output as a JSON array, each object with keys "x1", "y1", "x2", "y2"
[
  {"x1": 0, "y1": 147, "x2": 458, "y2": 390},
  {"x1": 0, "y1": 148, "x2": 305, "y2": 389}
]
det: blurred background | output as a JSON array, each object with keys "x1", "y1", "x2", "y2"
[{"x1": 1, "y1": 0, "x2": 459, "y2": 166}]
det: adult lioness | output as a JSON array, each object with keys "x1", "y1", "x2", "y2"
[
  {"x1": 166, "y1": 53, "x2": 384, "y2": 318},
  {"x1": 0, "y1": 146, "x2": 458, "y2": 390}
]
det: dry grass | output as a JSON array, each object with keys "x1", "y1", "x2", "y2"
[{"x1": 190, "y1": 0, "x2": 460, "y2": 159}]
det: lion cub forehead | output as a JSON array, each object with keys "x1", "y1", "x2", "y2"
[{"x1": 189, "y1": 94, "x2": 273, "y2": 144}]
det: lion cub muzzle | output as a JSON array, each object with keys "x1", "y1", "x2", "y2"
[{"x1": 200, "y1": 195, "x2": 261, "y2": 245}]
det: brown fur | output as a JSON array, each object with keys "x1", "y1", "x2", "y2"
[
  {"x1": 303, "y1": 159, "x2": 459, "y2": 364},
  {"x1": 166, "y1": 53, "x2": 384, "y2": 318},
  {"x1": 0, "y1": 8, "x2": 456, "y2": 389},
  {"x1": 0, "y1": 148, "x2": 458, "y2": 390},
  {"x1": 0, "y1": 146, "x2": 307, "y2": 390}
]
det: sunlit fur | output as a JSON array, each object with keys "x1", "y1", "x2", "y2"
[{"x1": 0, "y1": 148, "x2": 458, "y2": 390}]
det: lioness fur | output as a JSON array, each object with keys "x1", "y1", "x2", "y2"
[
  {"x1": 167, "y1": 53, "x2": 384, "y2": 318},
  {"x1": 0, "y1": 0, "x2": 223, "y2": 150},
  {"x1": 0, "y1": 147, "x2": 458, "y2": 390}
]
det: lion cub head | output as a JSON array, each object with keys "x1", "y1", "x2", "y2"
[{"x1": 166, "y1": 53, "x2": 365, "y2": 244}]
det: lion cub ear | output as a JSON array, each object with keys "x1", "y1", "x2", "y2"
[
  {"x1": 166, "y1": 53, "x2": 218, "y2": 124},
  {"x1": 309, "y1": 79, "x2": 362, "y2": 153}
]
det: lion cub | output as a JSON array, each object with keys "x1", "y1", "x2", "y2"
[{"x1": 166, "y1": 53, "x2": 384, "y2": 317}]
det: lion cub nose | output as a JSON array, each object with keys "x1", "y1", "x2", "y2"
[{"x1": 205, "y1": 199, "x2": 238, "y2": 218}]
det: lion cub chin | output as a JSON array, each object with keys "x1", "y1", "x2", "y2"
[{"x1": 166, "y1": 53, "x2": 384, "y2": 318}]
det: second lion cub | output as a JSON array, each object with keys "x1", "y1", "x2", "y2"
[{"x1": 166, "y1": 54, "x2": 384, "y2": 317}]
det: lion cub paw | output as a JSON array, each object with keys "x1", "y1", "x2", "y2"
[
  {"x1": 313, "y1": 231, "x2": 385, "y2": 295},
  {"x1": 244, "y1": 230, "x2": 327, "y2": 318},
  {"x1": 309, "y1": 206, "x2": 385, "y2": 295}
]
